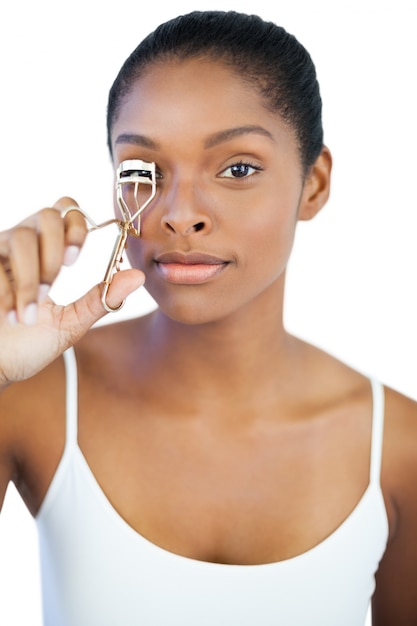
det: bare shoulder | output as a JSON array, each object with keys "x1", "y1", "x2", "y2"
[
  {"x1": 382, "y1": 386, "x2": 417, "y2": 496},
  {"x1": 385, "y1": 384, "x2": 417, "y2": 422},
  {"x1": 372, "y1": 385, "x2": 417, "y2": 625},
  {"x1": 379, "y1": 385, "x2": 417, "y2": 543}
]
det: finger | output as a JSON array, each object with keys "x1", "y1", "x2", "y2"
[
  {"x1": 62, "y1": 269, "x2": 146, "y2": 343},
  {"x1": 104, "y1": 269, "x2": 146, "y2": 312},
  {"x1": 14, "y1": 201, "x2": 85, "y2": 271},
  {"x1": 37, "y1": 208, "x2": 65, "y2": 289},
  {"x1": 9, "y1": 226, "x2": 40, "y2": 323},
  {"x1": 53, "y1": 197, "x2": 88, "y2": 265},
  {"x1": 0, "y1": 228, "x2": 12, "y2": 258},
  {"x1": 0, "y1": 260, "x2": 15, "y2": 319}
]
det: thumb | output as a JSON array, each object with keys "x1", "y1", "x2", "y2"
[
  {"x1": 61, "y1": 269, "x2": 146, "y2": 342},
  {"x1": 100, "y1": 268, "x2": 147, "y2": 314}
]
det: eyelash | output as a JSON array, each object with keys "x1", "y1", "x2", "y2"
[
  {"x1": 126, "y1": 160, "x2": 263, "y2": 182},
  {"x1": 219, "y1": 160, "x2": 263, "y2": 179}
]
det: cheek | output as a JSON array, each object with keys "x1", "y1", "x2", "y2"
[
  {"x1": 112, "y1": 187, "x2": 122, "y2": 220},
  {"x1": 243, "y1": 195, "x2": 300, "y2": 268},
  {"x1": 124, "y1": 236, "x2": 146, "y2": 271},
  {"x1": 113, "y1": 183, "x2": 147, "y2": 224}
]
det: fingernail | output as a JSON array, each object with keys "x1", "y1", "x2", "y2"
[
  {"x1": 63, "y1": 245, "x2": 80, "y2": 266},
  {"x1": 38, "y1": 284, "x2": 50, "y2": 302},
  {"x1": 23, "y1": 303, "x2": 38, "y2": 326},
  {"x1": 7, "y1": 310, "x2": 18, "y2": 326}
]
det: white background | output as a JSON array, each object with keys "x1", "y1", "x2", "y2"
[{"x1": 0, "y1": 0, "x2": 416, "y2": 623}]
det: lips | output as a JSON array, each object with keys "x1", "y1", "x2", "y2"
[{"x1": 154, "y1": 251, "x2": 229, "y2": 284}]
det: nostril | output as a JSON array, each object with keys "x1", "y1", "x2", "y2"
[{"x1": 162, "y1": 217, "x2": 208, "y2": 235}]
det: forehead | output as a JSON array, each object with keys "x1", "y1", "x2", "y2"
[{"x1": 111, "y1": 58, "x2": 292, "y2": 149}]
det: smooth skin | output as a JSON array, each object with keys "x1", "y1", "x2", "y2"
[{"x1": 0, "y1": 58, "x2": 417, "y2": 624}]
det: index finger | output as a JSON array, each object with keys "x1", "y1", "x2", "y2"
[{"x1": 54, "y1": 197, "x2": 88, "y2": 265}]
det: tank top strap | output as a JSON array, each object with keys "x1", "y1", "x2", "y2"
[
  {"x1": 369, "y1": 378, "x2": 385, "y2": 485},
  {"x1": 60, "y1": 349, "x2": 386, "y2": 484},
  {"x1": 62, "y1": 346, "x2": 79, "y2": 447}
]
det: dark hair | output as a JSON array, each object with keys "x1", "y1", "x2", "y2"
[{"x1": 107, "y1": 11, "x2": 323, "y2": 175}]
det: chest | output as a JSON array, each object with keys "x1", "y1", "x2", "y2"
[{"x1": 76, "y1": 392, "x2": 372, "y2": 565}]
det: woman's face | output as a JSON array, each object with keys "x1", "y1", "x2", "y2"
[{"x1": 110, "y1": 58, "x2": 325, "y2": 325}]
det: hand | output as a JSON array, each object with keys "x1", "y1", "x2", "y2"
[{"x1": 0, "y1": 197, "x2": 145, "y2": 387}]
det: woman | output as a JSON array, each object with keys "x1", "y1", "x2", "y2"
[{"x1": 0, "y1": 10, "x2": 416, "y2": 625}]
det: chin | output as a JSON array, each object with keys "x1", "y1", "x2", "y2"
[
  {"x1": 147, "y1": 285, "x2": 236, "y2": 327},
  {"x1": 157, "y1": 301, "x2": 229, "y2": 327}
]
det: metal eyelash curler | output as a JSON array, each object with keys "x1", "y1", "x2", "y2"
[{"x1": 63, "y1": 159, "x2": 157, "y2": 312}]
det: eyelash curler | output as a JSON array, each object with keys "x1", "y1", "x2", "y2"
[{"x1": 63, "y1": 160, "x2": 157, "y2": 312}]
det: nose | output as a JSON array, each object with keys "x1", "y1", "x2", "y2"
[{"x1": 160, "y1": 178, "x2": 213, "y2": 236}]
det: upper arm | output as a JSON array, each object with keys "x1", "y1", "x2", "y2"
[
  {"x1": 0, "y1": 387, "x2": 20, "y2": 513},
  {"x1": 372, "y1": 389, "x2": 417, "y2": 625},
  {"x1": 0, "y1": 356, "x2": 66, "y2": 516}
]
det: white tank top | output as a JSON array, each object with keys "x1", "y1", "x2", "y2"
[{"x1": 36, "y1": 347, "x2": 388, "y2": 626}]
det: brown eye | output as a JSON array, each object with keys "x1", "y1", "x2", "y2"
[
  {"x1": 219, "y1": 161, "x2": 261, "y2": 179},
  {"x1": 231, "y1": 164, "x2": 251, "y2": 177}
]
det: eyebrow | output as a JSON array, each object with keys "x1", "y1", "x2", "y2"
[
  {"x1": 114, "y1": 125, "x2": 275, "y2": 151},
  {"x1": 114, "y1": 133, "x2": 160, "y2": 149},
  {"x1": 204, "y1": 125, "x2": 275, "y2": 148}
]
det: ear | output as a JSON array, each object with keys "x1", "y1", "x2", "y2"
[{"x1": 298, "y1": 146, "x2": 332, "y2": 221}]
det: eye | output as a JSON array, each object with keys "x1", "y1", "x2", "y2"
[
  {"x1": 149, "y1": 165, "x2": 163, "y2": 180},
  {"x1": 219, "y1": 161, "x2": 262, "y2": 179}
]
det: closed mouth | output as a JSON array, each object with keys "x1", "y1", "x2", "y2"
[{"x1": 154, "y1": 251, "x2": 230, "y2": 284}]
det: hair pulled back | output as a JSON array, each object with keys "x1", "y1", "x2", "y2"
[{"x1": 107, "y1": 11, "x2": 323, "y2": 174}]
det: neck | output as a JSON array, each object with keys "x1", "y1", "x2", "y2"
[{"x1": 135, "y1": 280, "x2": 303, "y2": 413}]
